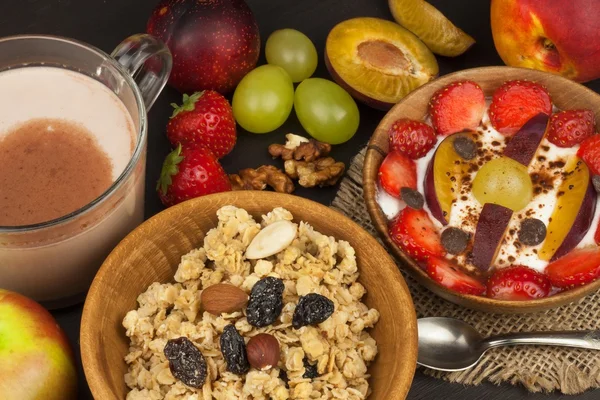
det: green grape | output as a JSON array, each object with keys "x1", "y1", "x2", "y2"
[
  {"x1": 232, "y1": 65, "x2": 294, "y2": 134},
  {"x1": 294, "y1": 78, "x2": 360, "y2": 144},
  {"x1": 266, "y1": 29, "x2": 318, "y2": 83},
  {"x1": 472, "y1": 157, "x2": 533, "y2": 211}
]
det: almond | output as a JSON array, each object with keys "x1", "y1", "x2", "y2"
[
  {"x1": 245, "y1": 220, "x2": 297, "y2": 260},
  {"x1": 246, "y1": 333, "x2": 280, "y2": 370},
  {"x1": 201, "y1": 283, "x2": 248, "y2": 315}
]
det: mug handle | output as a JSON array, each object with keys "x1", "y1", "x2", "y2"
[{"x1": 111, "y1": 34, "x2": 172, "y2": 111}]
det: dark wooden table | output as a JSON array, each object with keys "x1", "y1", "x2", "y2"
[{"x1": 7, "y1": 0, "x2": 597, "y2": 398}]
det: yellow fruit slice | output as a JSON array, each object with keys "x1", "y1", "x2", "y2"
[
  {"x1": 539, "y1": 156, "x2": 590, "y2": 261},
  {"x1": 388, "y1": 0, "x2": 475, "y2": 57},
  {"x1": 325, "y1": 17, "x2": 438, "y2": 109},
  {"x1": 432, "y1": 133, "x2": 474, "y2": 221}
]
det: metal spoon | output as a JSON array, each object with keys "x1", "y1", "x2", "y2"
[{"x1": 418, "y1": 317, "x2": 600, "y2": 371}]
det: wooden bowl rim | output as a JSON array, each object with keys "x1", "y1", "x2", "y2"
[
  {"x1": 364, "y1": 66, "x2": 600, "y2": 313},
  {"x1": 80, "y1": 191, "x2": 418, "y2": 399}
]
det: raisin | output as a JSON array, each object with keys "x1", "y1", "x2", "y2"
[
  {"x1": 302, "y1": 357, "x2": 319, "y2": 379},
  {"x1": 518, "y1": 218, "x2": 547, "y2": 246},
  {"x1": 453, "y1": 136, "x2": 477, "y2": 160},
  {"x1": 164, "y1": 337, "x2": 207, "y2": 388},
  {"x1": 400, "y1": 187, "x2": 424, "y2": 210},
  {"x1": 278, "y1": 369, "x2": 290, "y2": 388},
  {"x1": 441, "y1": 227, "x2": 470, "y2": 254},
  {"x1": 220, "y1": 324, "x2": 250, "y2": 375},
  {"x1": 246, "y1": 277, "x2": 285, "y2": 327},
  {"x1": 292, "y1": 293, "x2": 334, "y2": 329}
]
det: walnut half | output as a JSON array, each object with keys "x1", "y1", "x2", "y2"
[
  {"x1": 284, "y1": 158, "x2": 345, "y2": 188},
  {"x1": 269, "y1": 134, "x2": 331, "y2": 162},
  {"x1": 229, "y1": 165, "x2": 294, "y2": 194}
]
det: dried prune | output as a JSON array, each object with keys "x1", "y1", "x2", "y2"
[
  {"x1": 278, "y1": 368, "x2": 290, "y2": 388},
  {"x1": 164, "y1": 337, "x2": 207, "y2": 388},
  {"x1": 302, "y1": 357, "x2": 319, "y2": 379},
  {"x1": 400, "y1": 187, "x2": 424, "y2": 210},
  {"x1": 453, "y1": 136, "x2": 477, "y2": 160},
  {"x1": 246, "y1": 277, "x2": 284, "y2": 327},
  {"x1": 292, "y1": 293, "x2": 334, "y2": 329},
  {"x1": 220, "y1": 324, "x2": 250, "y2": 375},
  {"x1": 441, "y1": 227, "x2": 470, "y2": 254},
  {"x1": 518, "y1": 218, "x2": 547, "y2": 246}
]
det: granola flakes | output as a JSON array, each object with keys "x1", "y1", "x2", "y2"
[{"x1": 123, "y1": 206, "x2": 380, "y2": 399}]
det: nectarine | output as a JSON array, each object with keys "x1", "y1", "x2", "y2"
[{"x1": 491, "y1": 0, "x2": 600, "y2": 82}]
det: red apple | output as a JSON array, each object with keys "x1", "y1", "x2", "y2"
[
  {"x1": 491, "y1": 0, "x2": 600, "y2": 82},
  {"x1": 0, "y1": 289, "x2": 77, "y2": 400},
  {"x1": 147, "y1": 0, "x2": 260, "y2": 94},
  {"x1": 471, "y1": 203, "x2": 513, "y2": 271}
]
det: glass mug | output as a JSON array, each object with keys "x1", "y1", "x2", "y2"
[{"x1": 0, "y1": 34, "x2": 172, "y2": 308}]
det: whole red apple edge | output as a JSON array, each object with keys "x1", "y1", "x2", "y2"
[
  {"x1": 380, "y1": 77, "x2": 600, "y2": 301},
  {"x1": 491, "y1": 0, "x2": 600, "y2": 82},
  {"x1": 0, "y1": 289, "x2": 77, "y2": 399}
]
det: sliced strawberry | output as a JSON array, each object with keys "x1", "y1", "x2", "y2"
[
  {"x1": 595, "y1": 219, "x2": 600, "y2": 245},
  {"x1": 378, "y1": 151, "x2": 417, "y2": 197},
  {"x1": 577, "y1": 135, "x2": 600, "y2": 175},
  {"x1": 429, "y1": 80, "x2": 486, "y2": 136},
  {"x1": 489, "y1": 80, "x2": 552, "y2": 136},
  {"x1": 486, "y1": 266, "x2": 551, "y2": 300},
  {"x1": 547, "y1": 110, "x2": 595, "y2": 148},
  {"x1": 388, "y1": 119, "x2": 436, "y2": 159},
  {"x1": 546, "y1": 247, "x2": 600, "y2": 288},
  {"x1": 426, "y1": 257, "x2": 485, "y2": 295},
  {"x1": 389, "y1": 208, "x2": 445, "y2": 262}
]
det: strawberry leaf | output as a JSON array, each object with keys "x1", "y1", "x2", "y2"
[
  {"x1": 170, "y1": 91, "x2": 204, "y2": 118},
  {"x1": 157, "y1": 144, "x2": 185, "y2": 195}
]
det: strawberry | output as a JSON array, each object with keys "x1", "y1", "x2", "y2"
[
  {"x1": 547, "y1": 110, "x2": 595, "y2": 148},
  {"x1": 167, "y1": 91, "x2": 236, "y2": 158},
  {"x1": 378, "y1": 151, "x2": 417, "y2": 198},
  {"x1": 486, "y1": 266, "x2": 551, "y2": 300},
  {"x1": 388, "y1": 118, "x2": 436, "y2": 159},
  {"x1": 577, "y1": 135, "x2": 600, "y2": 175},
  {"x1": 157, "y1": 144, "x2": 231, "y2": 207},
  {"x1": 426, "y1": 257, "x2": 485, "y2": 295},
  {"x1": 595, "y1": 219, "x2": 600, "y2": 246},
  {"x1": 489, "y1": 80, "x2": 552, "y2": 136},
  {"x1": 429, "y1": 80, "x2": 486, "y2": 136},
  {"x1": 389, "y1": 207, "x2": 445, "y2": 263},
  {"x1": 546, "y1": 247, "x2": 600, "y2": 288}
]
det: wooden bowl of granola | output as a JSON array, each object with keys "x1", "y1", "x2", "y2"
[
  {"x1": 363, "y1": 66, "x2": 600, "y2": 314},
  {"x1": 80, "y1": 191, "x2": 417, "y2": 399}
]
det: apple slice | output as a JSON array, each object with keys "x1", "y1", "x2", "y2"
[
  {"x1": 503, "y1": 113, "x2": 549, "y2": 166},
  {"x1": 539, "y1": 156, "x2": 596, "y2": 261},
  {"x1": 424, "y1": 132, "x2": 474, "y2": 224},
  {"x1": 471, "y1": 203, "x2": 513, "y2": 271}
]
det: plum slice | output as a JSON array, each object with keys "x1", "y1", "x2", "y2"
[
  {"x1": 539, "y1": 156, "x2": 597, "y2": 261},
  {"x1": 503, "y1": 113, "x2": 549, "y2": 166},
  {"x1": 471, "y1": 203, "x2": 513, "y2": 271},
  {"x1": 325, "y1": 17, "x2": 438, "y2": 110},
  {"x1": 424, "y1": 132, "x2": 474, "y2": 224}
]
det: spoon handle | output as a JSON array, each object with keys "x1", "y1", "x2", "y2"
[{"x1": 483, "y1": 330, "x2": 600, "y2": 351}]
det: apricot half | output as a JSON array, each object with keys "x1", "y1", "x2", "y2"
[{"x1": 325, "y1": 17, "x2": 438, "y2": 110}]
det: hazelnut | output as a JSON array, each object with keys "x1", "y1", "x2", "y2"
[
  {"x1": 246, "y1": 333, "x2": 280, "y2": 370},
  {"x1": 201, "y1": 283, "x2": 248, "y2": 315}
]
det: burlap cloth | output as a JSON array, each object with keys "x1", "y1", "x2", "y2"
[{"x1": 331, "y1": 148, "x2": 600, "y2": 395}]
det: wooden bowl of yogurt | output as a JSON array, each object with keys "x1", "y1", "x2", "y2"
[{"x1": 363, "y1": 66, "x2": 600, "y2": 313}]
